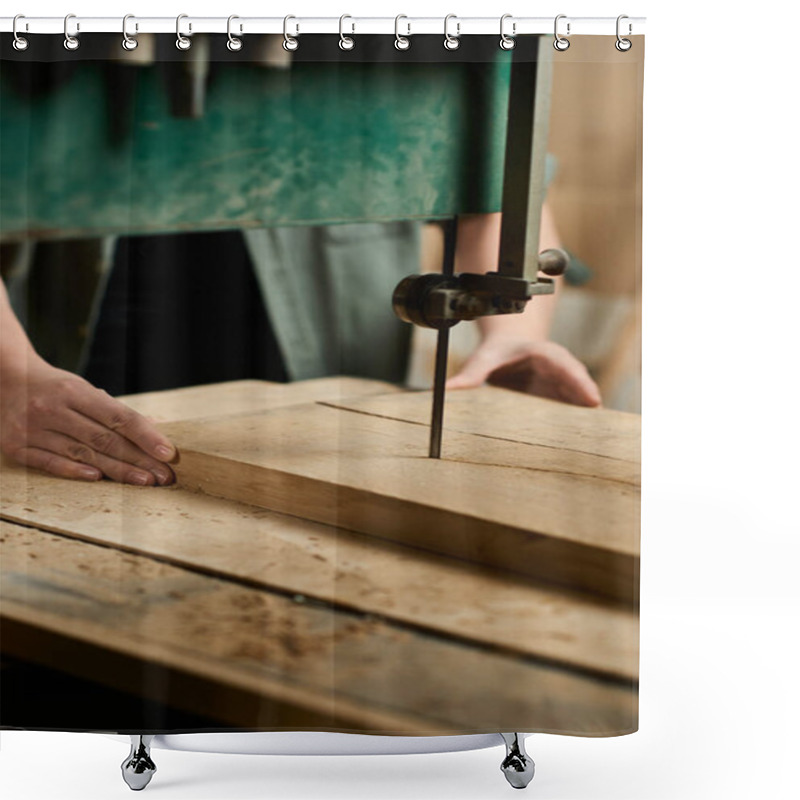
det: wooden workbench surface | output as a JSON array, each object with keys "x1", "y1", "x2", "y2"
[
  {"x1": 0, "y1": 377, "x2": 640, "y2": 734},
  {"x1": 162, "y1": 380, "x2": 639, "y2": 603}
]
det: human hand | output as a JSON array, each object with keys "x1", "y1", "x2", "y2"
[
  {"x1": 0, "y1": 358, "x2": 177, "y2": 484},
  {"x1": 447, "y1": 336, "x2": 601, "y2": 407}
]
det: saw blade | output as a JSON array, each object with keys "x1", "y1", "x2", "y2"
[
  {"x1": 428, "y1": 325, "x2": 450, "y2": 459},
  {"x1": 428, "y1": 218, "x2": 458, "y2": 459}
]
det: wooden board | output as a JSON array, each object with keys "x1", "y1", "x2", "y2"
[
  {"x1": 119, "y1": 376, "x2": 401, "y2": 424},
  {"x1": 161, "y1": 387, "x2": 639, "y2": 603},
  {"x1": 0, "y1": 461, "x2": 637, "y2": 680},
  {"x1": 0, "y1": 520, "x2": 635, "y2": 735},
  {"x1": 324, "y1": 385, "x2": 640, "y2": 464}
]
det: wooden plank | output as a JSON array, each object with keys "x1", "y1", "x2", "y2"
[
  {"x1": 119, "y1": 376, "x2": 401, "y2": 424},
  {"x1": 0, "y1": 461, "x2": 637, "y2": 680},
  {"x1": 323, "y1": 385, "x2": 640, "y2": 465},
  {"x1": 1, "y1": 620, "x2": 349, "y2": 733},
  {"x1": 0, "y1": 521, "x2": 636, "y2": 735},
  {"x1": 161, "y1": 395, "x2": 639, "y2": 603}
]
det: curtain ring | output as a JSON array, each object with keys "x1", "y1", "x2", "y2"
[
  {"x1": 12, "y1": 14, "x2": 29, "y2": 51},
  {"x1": 121, "y1": 14, "x2": 138, "y2": 51},
  {"x1": 176, "y1": 14, "x2": 192, "y2": 50},
  {"x1": 283, "y1": 15, "x2": 299, "y2": 51},
  {"x1": 63, "y1": 13, "x2": 80, "y2": 51},
  {"x1": 553, "y1": 14, "x2": 570, "y2": 51},
  {"x1": 615, "y1": 15, "x2": 632, "y2": 51},
  {"x1": 227, "y1": 15, "x2": 243, "y2": 51},
  {"x1": 499, "y1": 14, "x2": 515, "y2": 50},
  {"x1": 444, "y1": 14, "x2": 460, "y2": 50},
  {"x1": 394, "y1": 15, "x2": 411, "y2": 50},
  {"x1": 339, "y1": 14, "x2": 355, "y2": 50}
]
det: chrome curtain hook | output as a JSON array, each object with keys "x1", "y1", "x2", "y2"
[
  {"x1": 283, "y1": 15, "x2": 299, "y2": 51},
  {"x1": 500, "y1": 14, "x2": 516, "y2": 50},
  {"x1": 227, "y1": 14, "x2": 243, "y2": 51},
  {"x1": 615, "y1": 14, "x2": 632, "y2": 51},
  {"x1": 554, "y1": 14, "x2": 570, "y2": 51},
  {"x1": 12, "y1": 14, "x2": 29, "y2": 51},
  {"x1": 339, "y1": 14, "x2": 355, "y2": 50},
  {"x1": 444, "y1": 14, "x2": 460, "y2": 51},
  {"x1": 176, "y1": 13, "x2": 192, "y2": 50},
  {"x1": 63, "y1": 13, "x2": 80, "y2": 51},
  {"x1": 394, "y1": 14, "x2": 411, "y2": 50},
  {"x1": 122, "y1": 14, "x2": 138, "y2": 51}
]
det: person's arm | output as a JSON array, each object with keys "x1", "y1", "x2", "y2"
[
  {"x1": 0, "y1": 279, "x2": 177, "y2": 484},
  {"x1": 446, "y1": 206, "x2": 601, "y2": 406}
]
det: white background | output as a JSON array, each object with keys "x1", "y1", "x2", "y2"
[{"x1": 2, "y1": 1, "x2": 799, "y2": 798}]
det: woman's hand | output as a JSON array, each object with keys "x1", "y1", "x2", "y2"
[
  {"x1": 447, "y1": 336, "x2": 602, "y2": 407},
  {"x1": 448, "y1": 211, "x2": 599, "y2": 407},
  {"x1": 0, "y1": 357, "x2": 177, "y2": 484}
]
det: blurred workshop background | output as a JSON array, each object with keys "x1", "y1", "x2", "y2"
[{"x1": 409, "y1": 36, "x2": 642, "y2": 413}]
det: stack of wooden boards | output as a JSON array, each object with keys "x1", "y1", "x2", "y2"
[{"x1": 0, "y1": 377, "x2": 640, "y2": 735}]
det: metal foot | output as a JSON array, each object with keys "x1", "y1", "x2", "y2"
[
  {"x1": 500, "y1": 733, "x2": 535, "y2": 789},
  {"x1": 121, "y1": 735, "x2": 157, "y2": 791}
]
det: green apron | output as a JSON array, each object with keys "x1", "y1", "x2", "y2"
[{"x1": 242, "y1": 222, "x2": 419, "y2": 382}]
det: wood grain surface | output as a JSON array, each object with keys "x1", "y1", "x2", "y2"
[
  {"x1": 0, "y1": 461, "x2": 637, "y2": 680},
  {"x1": 0, "y1": 378, "x2": 639, "y2": 732},
  {"x1": 162, "y1": 385, "x2": 640, "y2": 602},
  {"x1": 0, "y1": 520, "x2": 636, "y2": 734},
  {"x1": 325, "y1": 385, "x2": 640, "y2": 464},
  {"x1": 119, "y1": 376, "x2": 401, "y2": 424}
]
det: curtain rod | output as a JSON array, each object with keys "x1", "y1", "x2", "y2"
[{"x1": 1, "y1": 16, "x2": 645, "y2": 37}]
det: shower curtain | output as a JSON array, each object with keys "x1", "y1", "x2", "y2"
[{"x1": 0, "y1": 30, "x2": 642, "y2": 738}]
